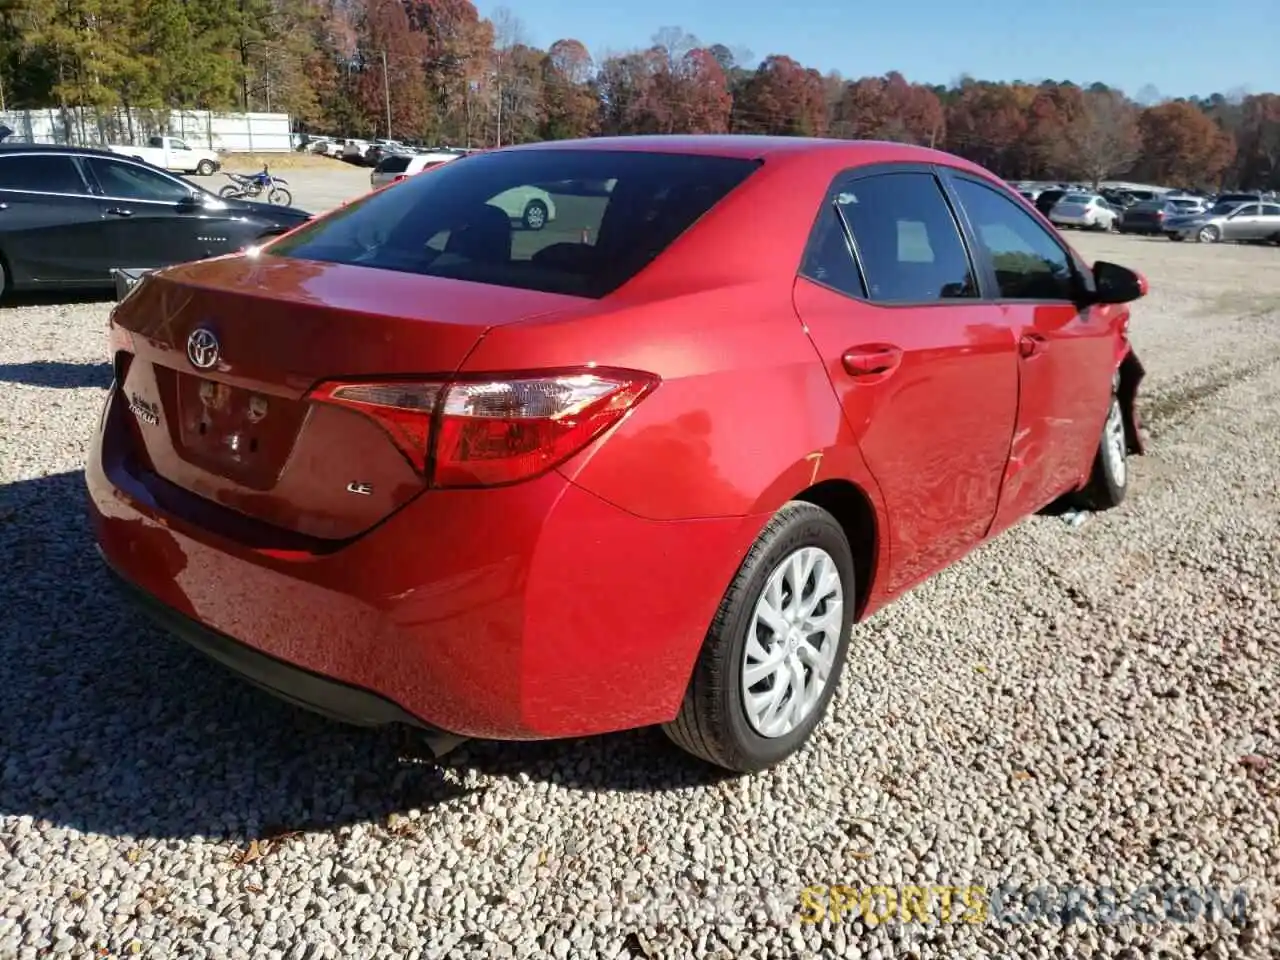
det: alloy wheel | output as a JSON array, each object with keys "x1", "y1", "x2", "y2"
[{"x1": 741, "y1": 546, "x2": 844, "y2": 738}]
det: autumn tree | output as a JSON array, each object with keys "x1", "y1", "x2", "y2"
[
  {"x1": 540, "y1": 38, "x2": 597, "y2": 140},
  {"x1": 733, "y1": 55, "x2": 827, "y2": 136},
  {"x1": 1237, "y1": 93, "x2": 1280, "y2": 189},
  {"x1": 1137, "y1": 100, "x2": 1237, "y2": 188},
  {"x1": 945, "y1": 79, "x2": 1028, "y2": 176},
  {"x1": 406, "y1": 0, "x2": 492, "y2": 144},
  {"x1": 1061, "y1": 88, "x2": 1142, "y2": 186},
  {"x1": 354, "y1": 0, "x2": 426, "y2": 138},
  {"x1": 833, "y1": 71, "x2": 943, "y2": 146}
]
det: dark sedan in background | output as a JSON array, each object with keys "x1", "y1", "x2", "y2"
[{"x1": 0, "y1": 144, "x2": 311, "y2": 296}]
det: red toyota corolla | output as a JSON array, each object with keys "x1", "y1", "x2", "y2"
[{"x1": 87, "y1": 136, "x2": 1147, "y2": 773}]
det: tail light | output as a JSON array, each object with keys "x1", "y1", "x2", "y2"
[
  {"x1": 393, "y1": 174, "x2": 407, "y2": 182},
  {"x1": 307, "y1": 369, "x2": 659, "y2": 487}
]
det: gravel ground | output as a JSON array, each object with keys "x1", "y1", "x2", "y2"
[{"x1": 1, "y1": 228, "x2": 1278, "y2": 960}]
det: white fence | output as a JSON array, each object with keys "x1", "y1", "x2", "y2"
[{"x1": 0, "y1": 107, "x2": 294, "y2": 153}]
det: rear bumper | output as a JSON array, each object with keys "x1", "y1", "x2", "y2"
[
  {"x1": 107, "y1": 561, "x2": 428, "y2": 729},
  {"x1": 87, "y1": 387, "x2": 761, "y2": 740}
]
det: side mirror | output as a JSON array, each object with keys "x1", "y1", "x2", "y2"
[
  {"x1": 177, "y1": 192, "x2": 203, "y2": 211},
  {"x1": 1091, "y1": 260, "x2": 1147, "y2": 305}
]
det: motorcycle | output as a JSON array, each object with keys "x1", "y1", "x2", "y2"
[{"x1": 218, "y1": 164, "x2": 293, "y2": 207}]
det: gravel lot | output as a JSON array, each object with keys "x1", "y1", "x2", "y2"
[{"x1": 1, "y1": 211, "x2": 1278, "y2": 959}]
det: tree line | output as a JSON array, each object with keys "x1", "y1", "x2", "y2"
[{"x1": 2, "y1": 0, "x2": 1278, "y2": 189}]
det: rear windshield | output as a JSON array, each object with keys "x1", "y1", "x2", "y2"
[
  {"x1": 267, "y1": 149, "x2": 761, "y2": 298},
  {"x1": 375, "y1": 155, "x2": 411, "y2": 174},
  {"x1": 1062, "y1": 193, "x2": 1091, "y2": 204},
  {"x1": 1131, "y1": 199, "x2": 1165, "y2": 211}
]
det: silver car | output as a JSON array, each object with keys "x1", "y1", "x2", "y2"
[{"x1": 1166, "y1": 201, "x2": 1280, "y2": 243}]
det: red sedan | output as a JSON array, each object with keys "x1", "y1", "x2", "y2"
[{"x1": 88, "y1": 136, "x2": 1147, "y2": 773}]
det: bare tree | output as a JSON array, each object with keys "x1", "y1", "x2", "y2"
[
  {"x1": 1066, "y1": 89, "x2": 1143, "y2": 186},
  {"x1": 490, "y1": 7, "x2": 528, "y2": 146}
]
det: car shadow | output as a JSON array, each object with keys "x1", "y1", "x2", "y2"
[
  {"x1": 0, "y1": 471, "x2": 725, "y2": 844},
  {"x1": 0, "y1": 361, "x2": 113, "y2": 389},
  {"x1": 1, "y1": 289, "x2": 115, "y2": 308}
]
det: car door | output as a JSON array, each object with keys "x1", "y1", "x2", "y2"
[
  {"x1": 1259, "y1": 203, "x2": 1280, "y2": 240},
  {"x1": 80, "y1": 156, "x2": 235, "y2": 268},
  {"x1": 792, "y1": 165, "x2": 1019, "y2": 593},
  {"x1": 0, "y1": 152, "x2": 109, "y2": 285},
  {"x1": 1220, "y1": 204, "x2": 1260, "y2": 240},
  {"x1": 944, "y1": 173, "x2": 1116, "y2": 536}
]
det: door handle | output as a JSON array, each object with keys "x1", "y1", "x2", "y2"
[
  {"x1": 842, "y1": 344, "x2": 903, "y2": 377},
  {"x1": 1020, "y1": 333, "x2": 1048, "y2": 358},
  {"x1": 105, "y1": 207, "x2": 133, "y2": 217},
  {"x1": 0, "y1": 203, "x2": 7, "y2": 211}
]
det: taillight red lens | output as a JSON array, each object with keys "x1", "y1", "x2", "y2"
[
  {"x1": 393, "y1": 174, "x2": 407, "y2": 182},
  {"x1": 307, "y1": 370, "x2": 658, "y2": 487}
]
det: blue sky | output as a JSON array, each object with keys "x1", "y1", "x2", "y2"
[{"x1": 476, "y1": 0, "x2": 1277, "y2": 100}]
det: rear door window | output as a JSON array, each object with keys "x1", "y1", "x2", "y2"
[
  {"x1": 0, "y1": 155, "x2": 88, "y2": 194},
  {"x1": 830, "y1": 171, "x2": 977, "y2": 303},
  {"x1": 83, "y1": 158, "x2": 193, "y2": 203},
  {"x1": 267, "y1": 149, "x2": 760, "y2": 298}
]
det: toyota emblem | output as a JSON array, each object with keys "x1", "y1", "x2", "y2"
[{"x1": 187, "y1": 327, "x2": 220, "y2": 370}]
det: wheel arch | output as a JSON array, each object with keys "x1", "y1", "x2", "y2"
[
  {"x1": 1118, "y1": 347, "x2": 1145, "y2": 456},
  {"x1": 791, "y1": 479, "x2": 881, "y2": 622}
]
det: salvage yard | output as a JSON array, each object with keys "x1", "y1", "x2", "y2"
[{"x1": 1, "y1": 188, "x2": 1278, "y2": 959}]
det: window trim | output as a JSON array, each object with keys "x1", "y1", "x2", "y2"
[
  {"x1": 796, "y1": 161, "x2": 987, "y2": 309},
  {"x1": 937, "y1": 169, "x2": 1093, "y2": 306},
  {"x1": 0, "y1": 152, "x2": 94, "y2": 197}
]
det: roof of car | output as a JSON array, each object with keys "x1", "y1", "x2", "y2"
[
  {"x1": 501, "y1": 134, "x2": 975, "y2": 165},
  {"x1": 0, "y1": 143, "x2": 120, "y2": 159}
]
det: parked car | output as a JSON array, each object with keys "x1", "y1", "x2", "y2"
[
  {"x1": 1117, "y1": 198, "x2": 1177, "y2": 235},
  {"x1": 1033, "y1": 188, "x2": 1068, "y2": 216},
  {"x1": 107, "y1": 135, "x2": 222, "y2": 177},
  {"x1": 1048, "y1": 193, "x2": 1118, "y2": 231},
  {"x1": 1165, "y1": 201, "x2": 1280, "y2": 243},
  {"x1": 0, "y1": 144, "x2": 311, "y2": 294},
  {"x1": 369, "y1": 150, "x2": 462, "y2": 189},
  {"x1": 342, "y1": 140, "x2": 374, "y2": 164},
  {"x1": 88, "y1": 135, "x2": 1147, "y2": 773}
]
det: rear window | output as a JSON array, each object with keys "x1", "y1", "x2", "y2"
[
  {"x1": 268, "y1": 149, "x2": 760, "y2": 298},
  {"x1": 1062, "y1": 194, "x2": 1091, "y2": 204},
  {"x1": 1131, "y1": 199, "x2": 1165, "y2": 211},
  {"x1": 375, "y1": 155, "x2": 411, "y2": 174}
]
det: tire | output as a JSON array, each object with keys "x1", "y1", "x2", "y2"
[
  {"x1": 522, "y1": 199, "x2": 549, "y2": 230},
  {"x1": 0, "y1": 254, "x2": 8, "y2": 299},
  {"x1": 218, "y1": 185, "x2": 240, "y2": 199},
  {"x1": 1197, "y1": 225, "x2": 1220, "y2": 243},
  {"x1": 662, "y1": 501, "x2": 856, "y2": 773},
  {"x1": 267, "y1": 187, "x2": 292, "y2": 207},
  {"x1": 196, "y1": 159, "x2": 216, "y2": 177},
  {"x1": 1077, "y1": 375, "x2": 1129, "y2": 511}
]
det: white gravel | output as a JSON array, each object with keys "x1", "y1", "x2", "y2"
[{"x1": 1, "y1": 233, "x2": 1278, "y2": 959}]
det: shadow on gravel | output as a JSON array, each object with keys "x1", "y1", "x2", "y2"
[
  {"x1": 0, "y1": 361, "x2": 112, "y2": 390},
  {"x1": 0, "y1": 471, "x2": 723, "y2": 844}
]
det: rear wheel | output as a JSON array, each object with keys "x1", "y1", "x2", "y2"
[
  {"x1": 196, "y1": 159, "x2": 216, "y2": 177},
  {"x1": 267, "y1": 187, "x2": 293, "y2": 207},
  {"x1": 663, "y1": 501, "x2": 855, "y2": 773},
  {"x1": 218, "y1": 185, "x2": 240, "y2": 199},
  {"x1": 522, "y1": 199, "x2": 548, "y2": 230}
]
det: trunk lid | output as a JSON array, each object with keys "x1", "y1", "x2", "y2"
[{"x1": 112, "y1": 255, "x2": 587, "y2": 539}]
